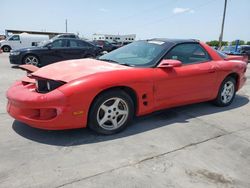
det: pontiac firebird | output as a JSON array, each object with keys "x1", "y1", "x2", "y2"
[{"x1": 6, "y1": 39, "x2": 247, "y2": 134}]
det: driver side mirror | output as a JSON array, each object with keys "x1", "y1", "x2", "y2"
[{"x1": 157, "y1": 59, "x2": 182, "y2": 68}]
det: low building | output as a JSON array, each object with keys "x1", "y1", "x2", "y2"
[{"x1": 92, "y1": 33, "x2": 136, "y2": 43}]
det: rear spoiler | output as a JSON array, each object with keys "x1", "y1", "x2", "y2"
[
  {"x1": 225, "y1": 55, "x2": 248, "y2": 63},
  {"x1": 17, "y1": 64, "x2": 39, "y2": 73}
]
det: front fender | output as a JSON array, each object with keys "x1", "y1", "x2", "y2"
[{"x1": 58, "y1": 69, "x2": 155, "y2": 118}]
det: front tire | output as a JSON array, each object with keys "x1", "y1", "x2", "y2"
[
  {"x1": 23, "y1": 55, "x2": 40, "y2": 66},
  {"x1": 213, "y1": 77, "x2": 236, "y2": 107},
  {"x1": 88, "y1": 90, "x2": 134, "y2": 135},
  {"x1": 2, "y1": 46, "x2": 11, "y2": 52}
]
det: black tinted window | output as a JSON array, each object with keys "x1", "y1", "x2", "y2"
[
  {"x1": 164, "y1": 43, "x2": 210, "y2": 64},
  {"x1": 69, "y1": 40, "x2": 93, "y2": 48},
  {"x1": 81, "y1": 41, "x2": 93, "y2": 47},
  {"x1": 69, "y1": 40, "x2": 78, "y2": 47},
  {"x1": 51, "y1": 39, "x2": 67, "y2": 48},
  {"x1": 242, "y1": 46, "x2": 250, "y2": 51}
]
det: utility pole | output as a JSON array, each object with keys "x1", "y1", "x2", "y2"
[
  {"x1": 218, "y1": 0, "x2": 227, "y2": 49},
  {"x1": 65, "y1": 19, "x2": 68, "y2": 33}
]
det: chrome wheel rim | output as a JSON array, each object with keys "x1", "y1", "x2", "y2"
[
  {"x1": 221, "y1": 81, "x2": 235, "y2": 104},
  {"x1": 25, "y1": 56, "x2": 38, "y2": 66},
  {"x1": 97, "y1": 97, "x2": 129, "y2": 130}
]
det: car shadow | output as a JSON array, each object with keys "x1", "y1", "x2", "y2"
[
  {"x1": 12, "y1": 95, "x2": 249, "y2": 146},
  {"x1": 11, "y1": 65, "x2": 20, "y2": 69}
]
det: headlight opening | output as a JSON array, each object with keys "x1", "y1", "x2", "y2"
[{"x1": 36, "y1": 79, "x2": 65, "y2": 93}]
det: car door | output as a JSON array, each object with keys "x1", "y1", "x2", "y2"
[
  {"x1": 7, "y1": 35, "x2": 22, "y2": 50},
  {"x1": 64, "y1": 39, "x2": 90, "y2": 59},
  {"x1": 154, "y1": 43, "x2": 217, "y2": 109},
  {"x1": 43, "y1": 39, "x2": 68, "y2": 65}
]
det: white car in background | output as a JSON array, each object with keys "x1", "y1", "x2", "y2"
[{"x1": 0, "y1": 33, "x2": 49, "y2": 52}]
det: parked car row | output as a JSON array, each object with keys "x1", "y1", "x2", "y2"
[
  {"x1": 90, "y1": 40, "x2": 132, "y2": 52},
  {"x1": 9, "y1": 38, "x2": 102, "y2": 67},
  {"x1": 2, "y1": 32, "x2": 133, "y2": 67},
  {"x1": 221, "y1": 45, "x2": 250, "y2": 63}
]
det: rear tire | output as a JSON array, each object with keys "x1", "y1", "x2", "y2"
[
  {"x1": 213, "y1": 77, "x2": 236, "y2": 107},
  {"x1": 2, "y1": 46, "x2": 11, "y2": 52},
  {"x1": 88, "y1": 90, "x2": 134, "y2": 135}
]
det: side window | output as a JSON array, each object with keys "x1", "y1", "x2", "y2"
[
  {"x1": 9, "y1": 35, "x2": 20, "y2": 41},
  {"x1": 82, "y1": 41, "x2": 92, "y2": 47},
  {"x1": 76, "y1": 41, "x2": 87, "y2": 47},
  {"x1": 51, "y1": 39, "x2": 67, "y2": 48},
  {"x1": 69, "y1": 40, "x2": 78, "y2": 47},
  {"x1": 164, "y1": 43, "x2": 211, "y2": 65}
]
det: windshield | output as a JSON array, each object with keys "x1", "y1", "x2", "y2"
[{"x1": 98, "y1": 41, "x2": 167, "y2": 67}]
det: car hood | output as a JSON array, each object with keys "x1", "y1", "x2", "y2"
[{"x1": 32, "y1": 58, "x2": 132, "y2": 82}]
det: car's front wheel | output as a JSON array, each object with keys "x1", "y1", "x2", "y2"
[
  {"x1": 88, "y1": 90, "x2": 134, "y2": 134},
  {"x1": 2, "y1": 46, "x2": 11, "y2": 52},
  {"x1": 214, "y1": 77, "x2": 236, "y2": 106},
  {"x1": 23, "y1": 55, "x2": 40, "y2": 66}
]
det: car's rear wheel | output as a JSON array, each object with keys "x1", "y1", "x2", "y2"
[
  {"x1": 2, "y1": 46, "x2": 11, "y2": 52},
  {"x1": 88, "y1": 90, "x2": 134, "y2": 134},
  {"x1": 213, "y1": 77, "x2": 236, "y2": 107},
  {"x1": 23, "y1": 55, "x2": 39, "y2": 66}
]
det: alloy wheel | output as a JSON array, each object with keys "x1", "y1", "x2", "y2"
[
  {"x1": 24, "y1": 56, "x2": 39, "y2": 66},
  {"x1": 221, "y1": 80, "x2": 235, "y2": 104},
  {"x1": 97, "y1": 97, "x2": 129, "y2": 130}
]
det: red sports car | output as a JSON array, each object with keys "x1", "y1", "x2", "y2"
[{"x1": 6, "y1": 39, "x2": 247, "y2": 134}]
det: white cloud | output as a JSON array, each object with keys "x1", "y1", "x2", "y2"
[
  {"x1": 173, "y1": 7, "x2": 194, "y2": 14},
  {"x1": 99, "y1": 8, "x2": 109, "y2": 12}
]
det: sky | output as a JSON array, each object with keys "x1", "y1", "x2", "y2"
[{"x1": 1, "y1": 0, "x2": 250, "y2": 42}]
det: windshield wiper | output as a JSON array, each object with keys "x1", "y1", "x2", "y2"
[
  {"x1": 99, "y1": 58, "x2": 120, "y2": 64},
  {"x1": 99, "y1": 59, "x2": 133, "y2": 67},
  {"x1": 119, "y1": 63, "x2": 134, "y2": 67}
]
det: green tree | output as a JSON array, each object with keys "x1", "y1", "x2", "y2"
[
  {"x1": 221, "y1": 41, "x2": 228, "y2": 46},
  {"x1": 246, "y1": 41, "x2": 250, "y2": 45},
  {"x1": 231, "y1": 40, "x2": 245, "y2": 45},
  {"x1": 206, "y1": 40, "x2": 219, "y2": 47},
  {"x1": 206, "y1": 40, "x2": 228, "y2": 47}
]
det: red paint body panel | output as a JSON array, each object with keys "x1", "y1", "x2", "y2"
[
  {"x1": 6, "y1": 42, "x2": 247, "y2": 130},
  {"x1": 225, "y1": 55, "x2": 248, "y2": 63},
  {"x1": 32, "y1": 58, "x2": 132, "y2": 82}
]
